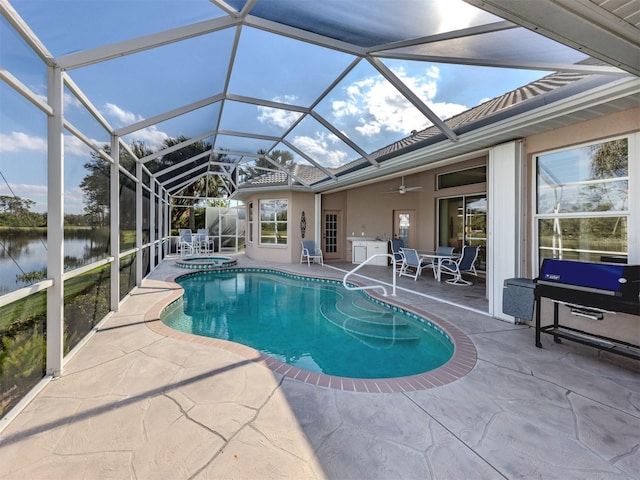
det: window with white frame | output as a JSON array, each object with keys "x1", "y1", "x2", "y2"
[
  {"x1": 535, "y1": 137, "x2": 629, "y2": 264},
  {"x1": 259, "y1": 199, "x2": 288, "y2": 245},
  {"x1": 248, "y1": 201, "x2": 253, "y2": 243}
]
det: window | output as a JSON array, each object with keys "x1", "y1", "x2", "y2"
[
  {"x1": 259, "y1": 199, "x2": 288, "y2": 245},
  {"x1": 248, "y1": 202, "x2": 253, "y2": 243},
  {"x1": 535, "y1": 138, "x2": 628, "y2": 263},
  {"x1": 437, "y1": 165, "x2": 486, "y2": 189}
]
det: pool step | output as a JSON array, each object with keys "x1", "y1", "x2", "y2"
[
  {"x1": 335, "y1": 297, "x2": 408, "y2": 326},
  {"x1": 321, "y1": 302, "x2": 419, "y2": 341}
]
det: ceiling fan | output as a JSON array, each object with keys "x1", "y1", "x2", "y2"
[{"x1": 384, "y1": 176, "x2": 423, "y2": 195}]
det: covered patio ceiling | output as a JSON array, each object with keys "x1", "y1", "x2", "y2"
[{"x1": 2, "y1": 0, "x2": 638, "y2": 199}]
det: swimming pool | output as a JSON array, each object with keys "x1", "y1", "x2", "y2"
[{"x1": 162, "y1": 269, "x2": 454, "y2": 379}]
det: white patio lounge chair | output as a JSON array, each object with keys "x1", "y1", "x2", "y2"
[{"x1": 300, "y1": 240, "x2": 324, "y2": 266}]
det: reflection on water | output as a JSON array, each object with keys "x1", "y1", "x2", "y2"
[{"x1": 0, "y1": 229, "x2": 109, "y2": 294}]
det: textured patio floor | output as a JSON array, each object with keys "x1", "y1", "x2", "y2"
[{"x1": 0, "y1": 254, "x2": 638, "y2": 479}]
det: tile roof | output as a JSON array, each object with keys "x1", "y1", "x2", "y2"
[{"x1": 240, "y1": 163, "x2": 332, "y2": 188}]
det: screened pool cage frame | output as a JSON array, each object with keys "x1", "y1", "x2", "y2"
[
  {"x1": 1, "y1": 67, "x2": 248, "y2": 382},
  {"x1": 1, "y1": 0, "x2": 638, "y2": 425}
]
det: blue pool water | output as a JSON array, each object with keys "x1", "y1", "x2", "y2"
[{"x1": 162, "y1": 269, "x2": 454, "y2": 379}]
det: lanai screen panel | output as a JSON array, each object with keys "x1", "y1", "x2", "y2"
[
  {"x1": 314, "y1": 60, "x2": 433, "y2": 155},
  {"x1": 67, "y1": 30, "x2": 234, "y2": 131},
  {"x1": 3, "y1": 0, "x2": 631, "y2": 200},
  {"x1": 227, "y1": 0, "x2": 501, "y2": 47},
  {"x1": 228, "y1": 26, "x2": 356, "y2": 107},
  {"x1": 217, "y1": 100, "x2": 303, "y2": 139},
  {"x1": 385, "y1": 27, "x2": 592, "y2": 65},
  {"x1": 0, "y1": 14, "x2": 45, "y2": 89},
  {"x1": 9, "y1": 0, "x2": 226, "y2": 55}
]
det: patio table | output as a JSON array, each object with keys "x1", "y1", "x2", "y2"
[{"x1": 419, "y1": 252, "x2": 458, "y2": 282}]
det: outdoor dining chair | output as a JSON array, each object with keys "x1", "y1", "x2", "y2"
[
  {"x1": 196, "y1": 229, "x2": 210, "y2": 254},
  {"x1": 178, "y1": 229, "x2": 195, "y2": 257},
  {"x1": 389, "y1": 238, "x2": 405, "y2": 272},
  {"x1": 439, "y1": 245, "x2": 479, "y2": 285},
  {"x1": 398, "y1": 248, "x2": 429, "y2": 281}
]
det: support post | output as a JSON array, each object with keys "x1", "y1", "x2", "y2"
[
  {"x1": 136, "y1": 162, "x2": 143, "y2": 285},
  {"x1": 110, "y1": 135, "x2": 120, "y2": 310},
  {"x1": 46, "y1": 66, "x2": 64, "y2": 377}
]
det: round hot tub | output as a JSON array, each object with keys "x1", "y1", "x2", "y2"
[{"x1": 175, "y1": 256, "x2": 237, "y2": 270}]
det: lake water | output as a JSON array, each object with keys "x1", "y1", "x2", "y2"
[{"x1": 0, "y1": 230, "x2": 109, "y2": 295}]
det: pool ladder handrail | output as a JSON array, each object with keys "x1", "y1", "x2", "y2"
[{"x1": 343, "y1": 253, "x2": 397, "y2": 297}]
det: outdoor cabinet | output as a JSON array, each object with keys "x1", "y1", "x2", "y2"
[
  {"x1": 353, "y1": 244, "x2": 367, "y2": 263},
  {"x1": 352, "y1": 240, "x2": 388, "y2": 265}
]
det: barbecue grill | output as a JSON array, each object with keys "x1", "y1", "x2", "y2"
[{"x1": 534, "y1": 258, "x2": 640, "y2": 359}]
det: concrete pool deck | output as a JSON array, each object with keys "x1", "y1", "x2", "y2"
[{"x1": 1, "y1": 254, "x2": 638, "y2": 479}]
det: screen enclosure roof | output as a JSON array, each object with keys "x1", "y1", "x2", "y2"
[{"x1": 2, "y1": 0, "x2": 638, "y2": 199}]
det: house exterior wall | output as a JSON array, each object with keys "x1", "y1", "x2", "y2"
[
  {"x1": 243, "y1": 190, "x2": 316, "y2": 264},
  {"x1": 521, "y1": 107, "x2": 640, "y2": 345},
  {"x1": 327, "y1": 157, "x2": 488, "y2": 263}
]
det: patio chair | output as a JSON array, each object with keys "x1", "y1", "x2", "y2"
[
  {"x1": 422, "y1": 245, "x2": 455, "y2": 276},
  {"x1": 389, "y1": 238, "x2": 405, "y2": 272},
  {"x1": 440, "y1": 245, "x2": 479, "y2": 285},
  {"x1": 178, "y1": 229, "x2": 195, "y2": 257},
  {"x1": 196, "y1": 229, "x2": 210, "y2": 254},
  {"x1": 300, "y1": 240, "x2": 324, "y2": 266},
  {"x1": 398, "y1": 248, "x2": 429, "y2": 281}
]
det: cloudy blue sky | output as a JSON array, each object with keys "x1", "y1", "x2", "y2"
[{"x1": 0, "y1": 0, "x2": 562, "y2": 213}]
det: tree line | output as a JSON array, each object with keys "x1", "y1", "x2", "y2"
[{"x1": 2, "y1": 137, "x2": 296, "y2": 230}]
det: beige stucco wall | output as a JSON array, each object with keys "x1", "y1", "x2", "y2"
[
  {"x1": 243, "y1": 190, "x2": 317, "y2": 264},
  {"x1": 324, "y1": 157, "x2": 487, "y2": 262},
  {"x1": 526, "y1": 107, "x2": 640, "y2": 155}
]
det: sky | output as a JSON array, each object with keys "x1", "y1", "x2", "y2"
[{"x1": 0, "y1": 0, "x2": 585, "y2": 214}]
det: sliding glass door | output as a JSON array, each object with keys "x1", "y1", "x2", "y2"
[{"x1": 438, "y1": 194, "x2": 486, "y2": 270}]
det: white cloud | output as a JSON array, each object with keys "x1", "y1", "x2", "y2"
[
  {"x1": 0, "y1": 131, "x2": 47, "y2": 153},
  {"x1": 101, "y1": 103, "x2": 169, "y2": 149},
  {"x1": 331, "y1": 99, "x2": 359, "y2": 118},
  {"x1": 126, "y1": 126, "x2": 169, "y2": 149},
  {"x1": 257, "y1": 95, "x2": 303, "y2": 129},
  {"x1": 293, "y1": 132, "x2": 347, "y2": 168},
  {"x1": 64, "y1": 134, "x2": 93, "y2": 157},
  {"x1": 64, "y1": 91, "x2": 83, "y2": 110},
  {"x1": 0, "y1": 183, "x2": 48, "y2": 212},
  {"x1": 257, "y1": 107, "x2": 302, "y2": 129},
  {"x1": 0, "y1": 183, "x2": 89, "y2": 215},
  {"x1": 333, "y1": 65, "x2": 468, "y2": 138},
  {"x1": 63, "y1": 186, "x2": 87, "y2": 214},
  {"x1": 102, "y1": 102, "x2": 143, "y2": 125}
]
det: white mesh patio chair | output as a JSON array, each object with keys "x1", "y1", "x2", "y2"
[
  {"x1": 178, "y1": 229, "x2": 195, "y2": 257},
  {"x1": 300, "y1": 240, "x2": 323, "y2": 266}
]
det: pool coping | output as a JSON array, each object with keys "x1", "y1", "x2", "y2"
[{"x1": 143, "y1": 268, "x2": 477, "y2": 393}]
